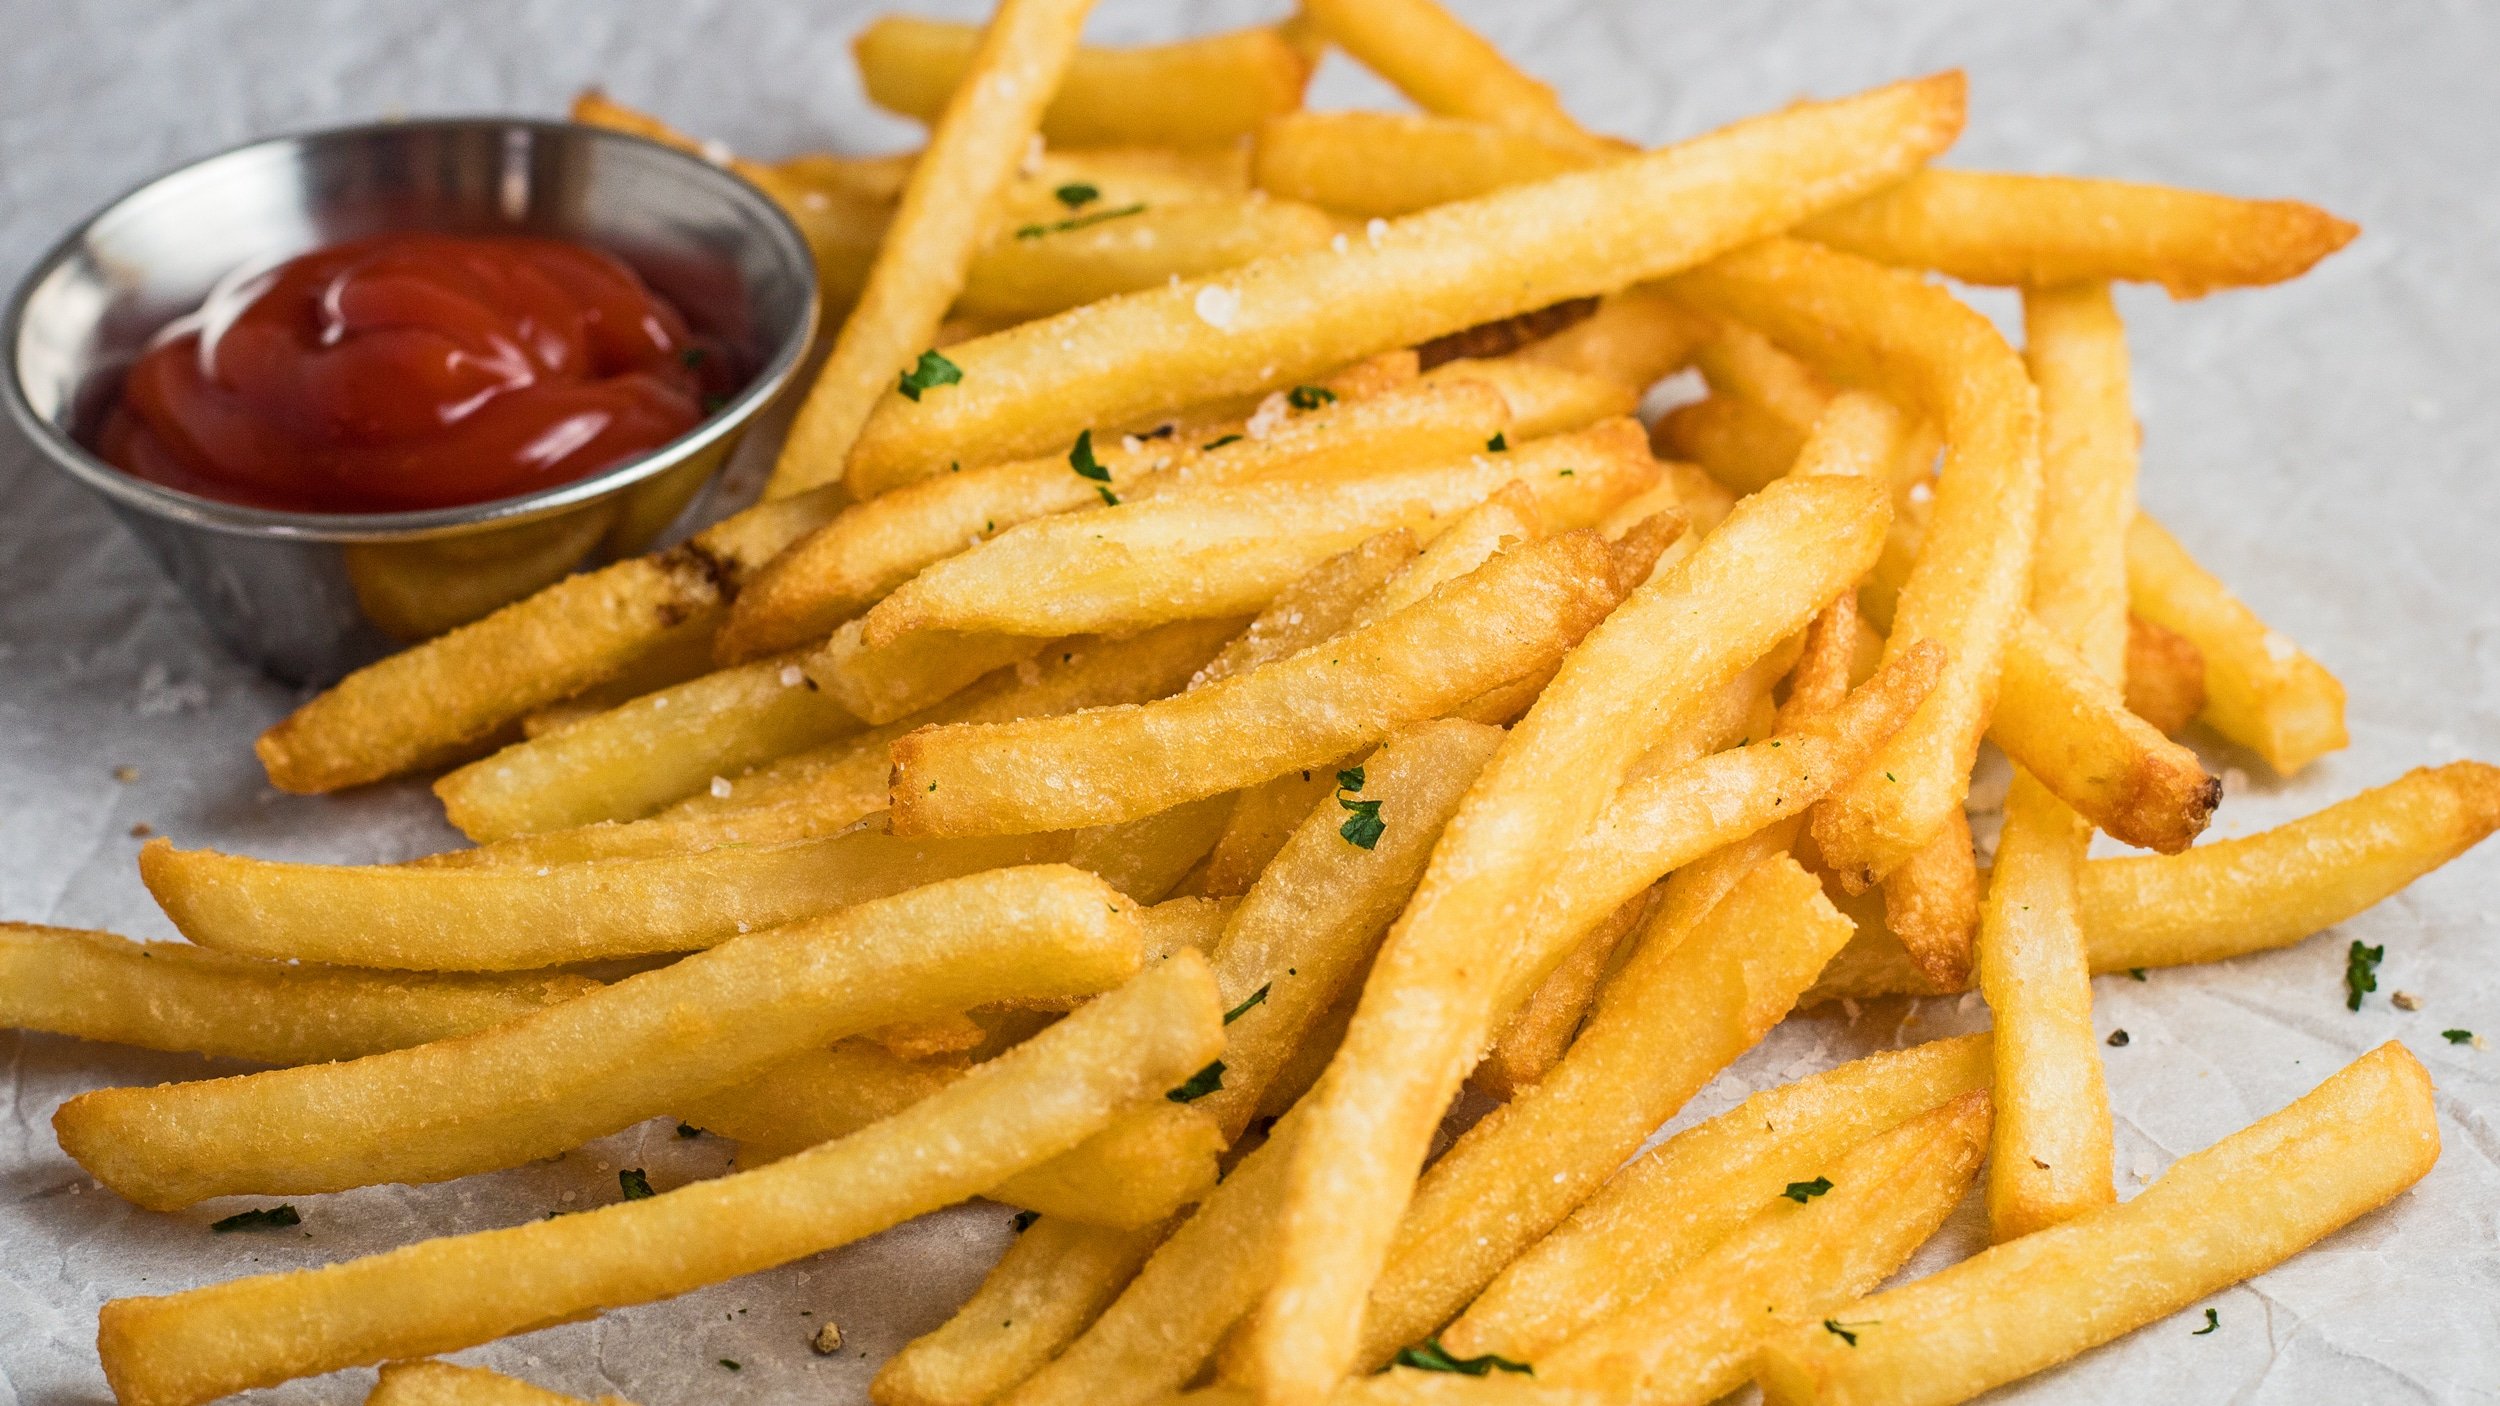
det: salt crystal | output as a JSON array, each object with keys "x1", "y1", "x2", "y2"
[
  {"x1": 1122, "y1": 434, "x2": 1144, "y2": 454},
  {"x1": 1366, "y1": 217, "x2": 1388, "y2": 245},
  {"x1": 779, "y1": 665, "x2": 805, "y2": 688},
  {"x1": 1019, "y1": 134, "x2": 1045, "y2": 176},
  {"x1": 1245, "y1": 392, "x2": 1291, "y2": 440},
  {"x1": 1194, "y1": 284, "x2": 1240, "y2": 330},
  {"x1": 2261, "y1": 630, "x2": 2298, "y2": 663},
  {"x1": 1907, "y1": 480, "x2": 1934, "y2": 503},
  {"x1": 699, "y1": 139, "x2": 732, "y2": 166},
  {"x1": 710, "y1": 776, "x2": 734, "y2": 799}
]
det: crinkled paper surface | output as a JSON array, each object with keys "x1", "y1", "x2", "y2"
[{"x1": 3, "y1": 1, "x2": 2497, "y2": 1402}]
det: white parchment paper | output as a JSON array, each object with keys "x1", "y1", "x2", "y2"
[{"x1": 4, "y1": 2, "x2": 2497, "y2": 1402}]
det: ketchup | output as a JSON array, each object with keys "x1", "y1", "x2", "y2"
[{"x1": 96, "y1": 232, "x2": 728, "y2": 514}]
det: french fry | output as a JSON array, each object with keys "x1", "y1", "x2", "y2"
[
  {"x1": 1248, "y1": 473, "x2": 1890, "y2": 1402},
  {"x1": 875, "y1": 1217, "x2": 1170, "y2": 1406},
  {"x1": 1195, "y1": 533, "x2": 1423, "y2": 690},
  {"x1": 1654, "y1": 393, "x2": 1802, "y2": 494},
  {"x1": 2126, "y1": 513, "x2": 2347, "y2": 772},
  {"x1": 1195, "y1": 767, "x2": 1343, "y2": 898},
  {"x1": 888, "y1": 529, "x2": 1634, "y2": 836},
  {"x1": 1295, "y1": 0, "x2": 1620, "y2": 158},
  {"x1": 1693, "y1": 318, "x2": 1841, "y2": 442},
  {"x1": 1350, "y1": 484, "x2": 1546, "y2": 629},
  {"x1": 95, "y1": 954, "x2": 1225, "y2": 1406},
  {"x1": 1991, "y1": 611, "x2": 2220, "y2": 855},
  {"x1": 58, "y1": 866, "x2": 1142, "y2": 1208},
  {"x1": 141, "y1": 825, "x2": 1061, "y2": 970},
  {"x1": 767, "y1": 0, "x2": 1097, "y2": 500},
  {"x1": 843, "y1": 75, "x2": 1966, "y2": 494},
  {"x1": 2124, "y1": 614, "x2": 2208, "y2": 735},
  {"x1": 1467, "y1": 889, "x2": 1652, "y2": 1100},
  {"x1": 1796, "y1": 169, "x2": 2359, "y2": 297},
  {"x1": 1675, "y1": 237, "x2": 2042, "y2": 888},
  {"x1": 807, "y1": 620, "x2": 1053, "y2": 724},
  {"x1": 1412, "y1": 357, "x2": 1640, "y2": 440},
  {"x1": 1068, "y1": 794, "x2": 1240, "y2": 902},
  {"x1": 861, "y1": 421, "x2": 1656, "y2": 644},
  {"x1": 517, "y1": 606, "x2": 725, "y2": 737},
  {"x1": 1755, "y1": 1042, "x2": 2439, "y2": 1406},
  {"x1": 1538, "y1": 1092, "x2": 1990, "y2": 1404},
  {"x1": 1516, "y1": 288, "x2": 1709, "y2": 393},
  {"x1": 959, "y1": 197, "x2": 1340, "y2": 320},
  {"x1": 1352, "y1": 856, "x2": 1857, "y2": 1368},
  {"x1": 1447, "y1": 1035, "x2": 1992, "y2": 1361},
  {"x1": 856, "y1": 17, "x2": 1313, "y2": 149},
  {"x1": 1253, "y1": 111, "x2": 1595, "y2": 218},
  {"x1": 369, "y1": 1361, "x2": 623, "y2": 1406},
  {"x1": 0, "y1": 924, "x2": 594, "y2": 1066},
  {"x1": 433, "y1": 653, "x2": 860, "y2": 841},
  {"x1": 1878, "y1": 809, "x2": 1982, "y2": 990}
]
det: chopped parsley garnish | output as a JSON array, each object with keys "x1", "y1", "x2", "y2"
[
  {"x1": 898, "y1": 349, "x2": 961, "y2": 401},
  {"x1": 1011, "y1": 1210, "x2": 1041, "y2": 1232},
  {"x1": 677, "y1": 1123, "x2": 704, "y2": 1139},
  {"x1": 2345, "y1": 940, "x2": 2385, "y2": 1010},
  {"x1": 2192, "y1": 1308, "x2": 2219, "y2": 1335},
  {"x1": 1203, "y1": 433, "x2": 1244, "y2": 450},
  {"x1": 1069, "y1": 429, "x2": 1110, "y2": 482},
  {"x1": 619, "y1": 1168, "x2": 655, "y2": 1200},
  {"x1": 211, "y1": 1205, "x2": 300, "y2": 1233},
  {"x1": 1557, "y1": 468, "x2": 1574, "y2": 476},
  {"x1": 1167, "y1": 1060, "x2": 1226, "y2": 1103},
  {"x1": 1094, "y1": 485, "x2": 1119, "y2": 506},
  {"x1": 1486, "y1": 432, "x2": 1507, "y2": 452},
  {"x1": 2129, "y1": 968, "x2": 2148, "y2": 982},
  {"x1": 1393, "y1": 1338, "x2": 1531, "y2": 1376},
  {"x1": 1337, "y1": 766, "x2": 1366, "y2": 791},
  {"x1": 1336, "y1": 768, "x2": 1385, "y2": 848},
  {"x1": 1054, "y1": 182, "x2": 1099, "y2": 208},
  {"x1": 719, "y1": 1358, "x2": 743, "y2": 1371},
  {"x1": 2106, "y1": 1029, "x2": 2131, "y2": 1047},
  {"x1": 1288, "y1": 384, "x2": 1337, "y2": 411},
  {"x1": 1224, "y1": 984, "x2": 1272, "y2": 1024},
  {"x1": 1823, "y1": 1318, "x2": 1875, "y2": 1346},
  {"x1": 1015, "y1": 203, "x2": 1146, "y2": 238},
  {"x1": 2444, "y1": 1029, "x2": 2475, "y2": 1044},
  {"x1": 1783, "y1": 1177, "x2": 1833, "y2": 1203}
]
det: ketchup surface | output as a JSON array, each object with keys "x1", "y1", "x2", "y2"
[{"x1": 97, "y1": 232, "x2": 727, "y2": 513}]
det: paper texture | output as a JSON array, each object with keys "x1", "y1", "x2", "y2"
[{"x1": 3, "y1": 1, "x2": 2495, "y2": 1401}]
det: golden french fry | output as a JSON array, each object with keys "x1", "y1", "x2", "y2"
[
  {"x1": 95, "y1": 954, "x2": 1225, "y2": 1406},
  {"x1": 0, "y1": 924, "x2": 593, "y2": 1066},
  {"x1": 843, "y1": 74, "x2": 1965, "y2": 494},
  {"x1": 1675, "y1": 237, "x2": 2041, "y2": 889},
  {"x1": 1878, "y1": 809, "x2": 1982, "y2": 990},
  {"x1": 1539, "y1": 1092, "x2": 1990, "y2": 1404},
  {"x1": 141, "y1": 825, "x2": 1060, "y2": 970},
  {"x1": 1353, "y1": 856, "x2": 1857, "y2": 1368},
  {"x1": 433, "y1": 653, "x2": 860, "y2": 841},
  {"x1": 1467, "y1": 889, "x2": 1651, "y2": 1101},
  {"x1": 767, "y1": 0, "x2": 1096, "y2": 500},
  {"x1": 59, "y1": 866, "x2": 1141, "y2": 1209},
  {"x1": 1655, "y1": 393, "x2": 1805, "y2": 494},
  {"x1": 2024, "y1": 283, "x2": 2137, "y2": 676},
  {"x1": 1250, "y1": 473, "x2": 1891, "y2": 1401},
  {"x1": 1068, "y1": 794, "x2": 1241, "y2": 903},
  {"x1": 861, "y1": 421, "x2": 1655, "y2": 645},
  {"x1": 1351, "y1": 483, "x2": 1546, "y2": 629},
  {"x1": 1693, "y1": 318, "x2": 1840, "y2": 442},
  {"x1": 1991, "y1": 612, "x2": 2220, "y2": 855},
  {"x1": 1516, "y1": 288, "x2": 1709, "y2": 393},
  {"x1": 876, "y1": 1217, "x2": 1171, "y2": 1406},
  {"x1": 1296, "y1": 0, "x2": 1620, "y2": 157},
  {"x1": 2123, "y1": 613, "x2": 2207, "y2": 736},
  {"x1": 2127, "y1": 513, "x2": 2347, "y2": 773},
  {"x1": 1194, "y1": 767, "x2": 1343, "y2": 898},
  {"x1": 807, "y1": 620, "x2": 1053, "y2": 725},
  {"x1": 1413, "y1": 356, "x2": 1640, "y2": 441},
  {"x1": 1756, "y1": 1042, "x2": 2439, "y2": 1405},
  {"x1": 518, "y1": 606, "x2": 725, "y2": 736},
  {"x1": 960, "y1": 197, "x2": 1340, "y2": 320},
  {"x1": 856, "y1": 17, "x2": 1312, "y2": 149},
  {"x1": 1253, "y1": 111, "x2": 1596, "y2": 218},
  {"x1": 1797, "y1": 169, "x2": 2359, "y2": 298},
  {"x1": 889, "y1": 529, "x2": 1633, "y2": 836},
  {"x1": 369, "y1": 1361, "x2": 624, "y2": 1406},
  {"x1": 1195, "y1": 532, "x2": 1423, "y2": 690},
  {"x1": 1448, "y1": 1035, "x2": 1992, "y2": 1361}
]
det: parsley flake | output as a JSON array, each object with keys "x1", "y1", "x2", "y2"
[
  {"x1": 898, "y1": 349, "x2": 961, "y2": 401},
  {"x1": 1337, "y1": 766, "x2": 1366, "y2": 791},
  {"x1": 1823, "y1": 1318, "x2": 1875, "y2": 1347},
  {"x1": 2106, "y1": 1029, "x2": 2131, "y2": 1047},
  {"x1": 1783, "y1": 1177, "x2": 1833, "y2": 1203},
  {"x1": 1224, "y1": 983, "x2": 1272, "y2": 1024},
  {"x1": 1339, "y1": 798, "x2": 1386, "y2": 849},
  {"x1": 1054, "y1": 182, "x2": 1099, "y2": 208},
  {"x1": 1203, "y1": 433, "x2": 1244, "y2": 450},
  {"x1": 2444, "y1": 1028, "x2": 2474, "y2": 1044},
  {"x1": 2129, "y1": 968, "x2": 2148, "y2": 981},
  {"x1": 619, "y1": 1168, "x2": 655, "y2": 1200},
  {"x1": 719, "y1": 1358, "x2": 743, "y2": 1371},
  {"x1": 2192, "y1": 1308, "x2": 2219, "y2": 1335},
  {"x1": 1015, "y1": 202, "x2": 1146, "y2": 239},
  {"x1": 211, "y1": 1205, "x2": 300, "y2": 1233},
  {"x1": 1167, "y1": 1061, "x2": 1226, "y2": 1103},
  {"x1": 2345, "y1": 940, "x2": 2385, "y2": 1010},
  {"x1": 1287, "y1": 384, "x2": 1337, "y2": 411},
  {"x1": 1011, "y1": 1209, "x2": 1041, "y2": 1232},
  {"x1": 1393, "y1": 1338, "x2": 1531, "y2": 1376},
  {"x1": 1069, "y1": 429, "x2": 1111, "y2": 482},
  {"x1": 1557, "y1": 468, "x2": 1574, "y2": 476},
  {"x1": 1486, "y1": 432, "x2": 1507, "y2": 452}
]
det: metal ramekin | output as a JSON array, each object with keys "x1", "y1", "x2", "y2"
[{"x1": 4, "y1": 118, "x2": 818, "y2": 684}]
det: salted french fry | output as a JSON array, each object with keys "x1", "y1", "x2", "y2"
[
  {"x1": 960, "y1": 197, "x2": 1339, "y2": 320},
  {"x1": 1196, "y1": 533, "x2": 1423, "y2": 690},
  {"x1": 857, "y1": 17, "x2": 1312, "y2": 149},
  {"x1": 844, "y1": 75, "x2": 1965, "y2": 494},
  {"x1": 0, "y1": 924, "x2": 593, "y2": 1066},
  {"x1": 1675, "y1": 237, "x2": 2041, "y2": 889},
  {"x1": 1468, "y1": 889, "x2": 1651, "y2": 1100},
  {"x1": 58, "y1": 867, "x2": 1141, "y2": 1209},
  {"x1": 1195, "y1": 768, "x2": 1342, "y2": 898},
  {"x1": 1253, "y1": 111, "x2": 1596, "y2": 218},
  {"x1": 876, "y1": 1217, "x2": 1170, "y2": 1406},
  {"x1": 767, "y1": 0, "x2": 1096, "y2": 500},
  {"x1": 1992, "y1": 612, "x2": 2220, "y2": 854},
  {"x1": 369, "y1": 1361, "x2": 623, "y2": 1406},
  {"x1": 95, "y1": 955, "x2": 1225, "y2": 1406},
  {"x1": 2123, "y1": 613, "x2": 2207, "y2": 735},
  {"x1": 521, "y1": 604, "x2": 729, "y2": 731},
  {"x1": 1448, "y1": 1035, "x2": 1992, "y2": 1361},
  {"x1": 1069, "y1": 794, "x2": 1240, "y2": 903},
  {"x1": 1539, "y1": 1092, "x2": 1990, "y2": 1404},
  {"x1": 1248, "y1": 473, "x2": 1890, "y2": 1401},
  {"x1": 861, "y1": 421, "x2": 1656, "y2": 645},
  {"x1": 1797, "y1": 169, "x2": 2359, "y2": 298},
  {"x1": 889, "y1": 529, "x2": 1633, "y2": 836},
  {"x1": 1654, "y1": 394, "x2": 1801, "y2": 494},
  {"x1": 1517, "y1": 288, "x2": 1709, "y2": 393},
  {"x1": 141, "y1": 825, "x2": 1061, "y2": 970},
  {"x1": 1694, "y1": 318, "x2": 1840, "y2": 441},
  {"x1": 2127, "y1": 513, "x2": 2347, "y2": 772},
  {"x1": 1352, "y1": 856, "x2": 1857, "y2": 1368},
  {"x1": 1296, "y1": 0, "x2": 1620, "y2": 157},
  {"x1": 1756, "y1": 1042, "x2": 2439, "y2": 1406},
  {"x1": 1351, "y1": 484, "x2": 1545, "y2": 629},
  {"x1": 433, "y1": 653, "x2": 859, "y2": 841},
  {"x1": 1878, "y1": 809, "x2": 1982, "y2": 990},
  {"x1": 807, "y1": 620, "x2": 1052, "y2": 724},
  {"x1": 1413, "y1": 357, "x2": 1640, "y2": 440}
]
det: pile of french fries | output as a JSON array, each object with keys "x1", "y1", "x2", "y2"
[{"x1": 16, "y1": 2, "x2": 2494, "y2": 1404}]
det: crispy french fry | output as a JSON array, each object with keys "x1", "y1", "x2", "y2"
[
  {"x1": 1796, "y1": 169, "x2": 2359, "y2": 298},
  {"x1": 1351, "y1": 484, "x2": 1545, "y2": 629},
  {"x1": 1675, "y1": 237, "x2": 2042, "y2": 889},
  {"x1": 519, "y1": 602, "x2": 726, "y2": 733},
  {"x1": 1253, "y1": 111, "x2": 1596, "y2": 218},
  {"x1": 1448, "y1": 1035, "x2": 1992, "y2": 1361},
  {"x1": 141, "y1": 825, "x2": 1060, "y2": 970},
  {"x1": 2126, "y1": 513, "x2": 2347, "y2": 773},
  {"x1": 1654, "y1": 394, "x2": 1802, "y2": 494},
  {"x1": 861, "y1": 421, "x2": 1655, "y2": 644},
  {"x1": 807, "y1": 620, "x2": 1053, "y2": 725},
  {"x1": 876, "y1": 1217, "x2": 1170, "y2": 1406},
  {"x1": 1991, "y1": 612, "x2": 2219, "y2": 855},
  {"x1": 768, "y1": 0, "x2": 1097, "y2": 500},
  {"x1": 1353, "y1": 856, "x2": 1857, "y2": 1368},
  {"x1": 1069, "y1": 794, "x2": 1240, "y2": 903},
  {"x1": 433, "y1": 653, "x2": 860, "y2": 841},
  {"x1": 1755, "y1": 1042, "x2": 2439, "y2": 1406},
  {"x1": 857, "y1": 17, "x2": 1312, "y2": 149},
  {"x1": 960, "y1": 197, "x2": 1340, "y2": 320},
  {"x1": 95, "y1": 954, "x2": 1225, "y2": 1406},
  {"x1": 2123, "y1": 613, "x2": 2207, "y2": 735},
  {"x1": 369, "y1": 1361, "x2": 623, "y2": 1406},
  {"x1": 889, "y1": 529, "x2": 1634, "y2": 836},
  {"x1": 1249, "y1": 473, "x2": 1891, "y2": 1401},
  {"x1": 1468, "y1": 889, "x2": 1651, "y2": 1100},
  {"x1": 59, "y1": 867, "x2": 1142, "y2": 1208},
  {"x1": 1878, "y1": 809, "x2": 1982, "y2": 990},
  {"x1": 1694, "y1": 319, "x2": 1840, "y2": 441},
  {"x1": 1195, "y1": 767, "x2": 1342, "y2": 898},
  {"x1": 1540, "y1": 1092, "x2": 1990, "y2": 1404},
  {"x1": 1296, "y1": 0, "x2": 1619, "y2": 157},
  {"x1": 844, "y1": 75, "x2": 1965, "y2": 494},
  {"x1": 1196, "y1": 533, "x2": 1423, "y2": 691},
  {"x1": 1414, "y1": 357, "x2": 1640, "y2": 440},
  {"x1": 1516, "y1": 288, "x2": 1709, "y2": 393},
  {"x1": 0, "y1": 924, "x2": 593, "y2": 1066}
]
